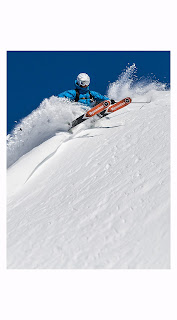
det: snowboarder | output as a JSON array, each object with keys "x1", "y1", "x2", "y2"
[{"x1": 58, "y1": 73, "x2": 115, "y2": 107}]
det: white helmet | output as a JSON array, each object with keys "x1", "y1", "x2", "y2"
[{"x1": 76, "y1": 73, "x2": 90, "y2": 87}]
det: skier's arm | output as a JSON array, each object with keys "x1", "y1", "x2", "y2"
[
  {"x1": 58, "y1": 90, "x2": 76, "y2": 101},
  {"x1": 91, "y1": 91, "x2": 116, "y2": 104},
  {"x1": 90, "y1": 91, "x2": 109, "y2": 102}
]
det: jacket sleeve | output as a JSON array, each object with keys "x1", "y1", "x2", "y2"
[
  {"x1": 58, "y1": 90, "x2": 76, "y2": 100},
  {"x1": 90, "y1": 91, "x2": 109, "y2": 102}
]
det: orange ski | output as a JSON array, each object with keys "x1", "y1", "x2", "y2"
[
  {"x1": 85, "y1": 100, "x2": 111, "y2": 117},
  {"x1": 69, "y1": 100, "x2": 111, "y2": 130},
  {"x1": 105, "y1": 97, "x2": 132, "y2": 114}
]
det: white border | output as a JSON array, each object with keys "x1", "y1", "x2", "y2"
[{"x1": 1, "y1": 1, "x2": 177, "y2": 320}]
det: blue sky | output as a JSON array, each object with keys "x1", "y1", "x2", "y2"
[{"x1": 7, "y1": 51, "x2": 170, "y2": 133}]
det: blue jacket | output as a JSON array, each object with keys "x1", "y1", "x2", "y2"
[{"x1": 58, "y1": 81, "x2": 109, "y2": 107}]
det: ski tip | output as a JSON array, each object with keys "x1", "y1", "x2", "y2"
[{"x1": 125, "y1": 97, "x2": 132, "y2": 103}]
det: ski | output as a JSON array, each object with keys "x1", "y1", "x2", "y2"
[
  {"x1": 94, "y1": 97, "x2": 132, "y2": 119},
  {"x1": 69, "y1": 100, "x2": 111, "y2": 131},
  {"x1": 69, "y1": 97, "x2": 132, "y2": 131}
]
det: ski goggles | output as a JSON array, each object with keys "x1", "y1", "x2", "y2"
[{"x1": 77, "y1": 79, "x2": 90, "y2": 87}]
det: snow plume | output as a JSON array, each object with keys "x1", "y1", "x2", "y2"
[
  {"x1": 107, "y1": 63, "x2": 168, "y2": 102},
  {"x1": 7, "y1": 97, "x2": 84, "y2": 168}
]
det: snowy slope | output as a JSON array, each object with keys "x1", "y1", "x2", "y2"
[{"x1": 7, "y1": 65, "x2": 170, "y2": 269}]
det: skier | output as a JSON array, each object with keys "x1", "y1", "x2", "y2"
[{"x1": 58, "y1": 73, "x2": 115, "y2": 108}]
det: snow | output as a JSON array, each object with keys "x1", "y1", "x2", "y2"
[{"x1": 7, "y1": 65, "x2": 170, "y2": 269}]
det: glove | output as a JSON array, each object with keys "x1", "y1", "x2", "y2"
[{"x1": 110, "y1": 99, "x2": 116, "y2": 104}]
